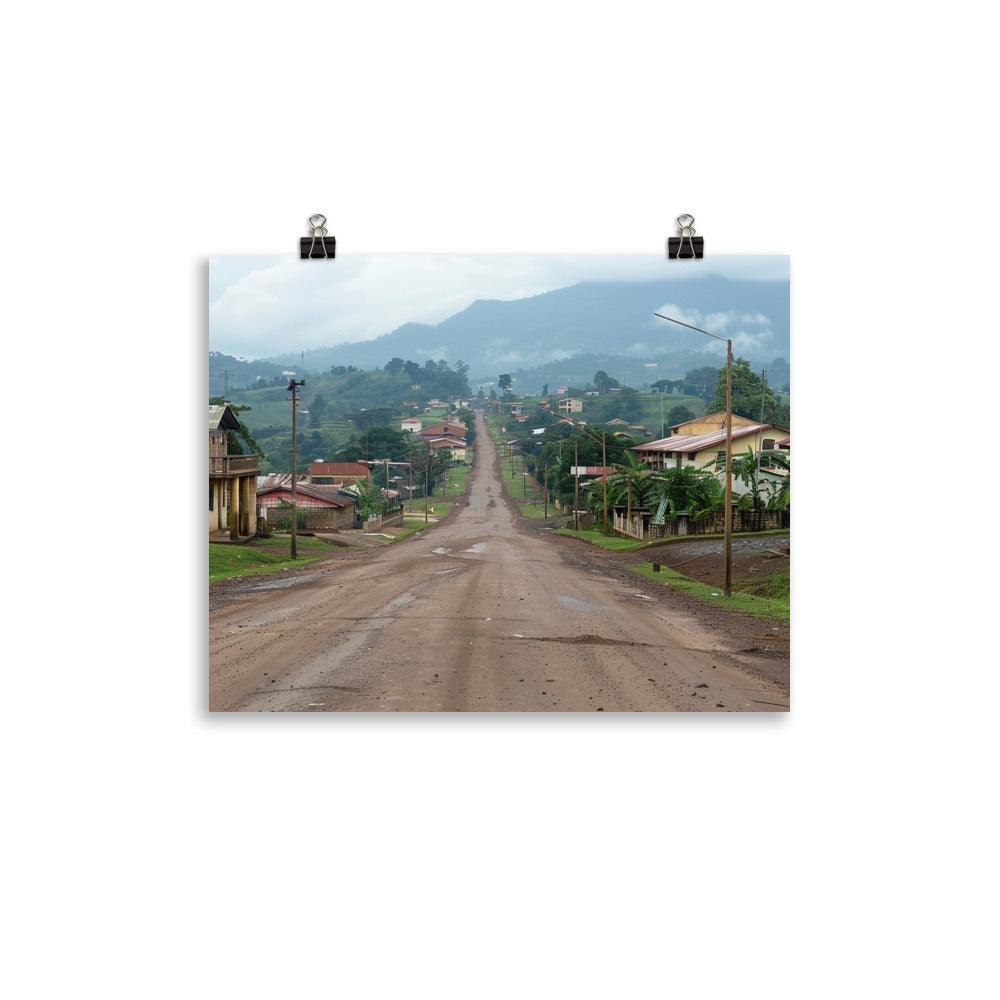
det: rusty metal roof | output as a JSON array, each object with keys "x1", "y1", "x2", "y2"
[
  {"x1": 632, "y1": 422, "x2": 786, "y2": 454},
  {"x1": 258, "y1": 482, "x2": 356, "y2": 507}
]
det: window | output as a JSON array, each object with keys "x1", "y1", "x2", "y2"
[
  {"x1": 687, "y1": 453, "x2": 696, "y2": 462},
  {"x1": 209, "y1": 483, "x2": 214, "y2": 511},
  {"x1": 762, "y1": 438, "x2": 775, "y2": 450}
]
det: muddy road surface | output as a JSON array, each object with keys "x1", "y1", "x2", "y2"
[{"x1": 210, "y1": 412, "x2": 789, "y2": 711}]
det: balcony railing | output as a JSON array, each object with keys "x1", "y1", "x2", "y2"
[{"x1": 210, "y1": 454, "x2": 259, "y2": 476}]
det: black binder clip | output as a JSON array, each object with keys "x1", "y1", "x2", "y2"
[
  {"x1": 300, "y1": 214, "x2": 336, "y2": 259},
  {"x1": 667, "y1": 214, "x2": 703, "y2": 259}
]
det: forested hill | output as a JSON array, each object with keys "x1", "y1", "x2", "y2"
[{"x1": 264, "y1": 274, "x2": 789, "y2": 378}]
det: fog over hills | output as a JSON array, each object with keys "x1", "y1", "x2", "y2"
[{"x1": 266, "y1": 275, "x2": 789, "y2": 380}]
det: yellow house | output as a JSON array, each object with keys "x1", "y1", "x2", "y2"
[
  {"x1": 632, "y1": 410, "x2": 789, "y2": 471},
  {"x1": 209, "y1": 404, "x2": 259, "y2": 539}
]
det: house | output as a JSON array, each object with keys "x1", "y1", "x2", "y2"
[
  {"x1": 668, "y1": 411, "x2": 759, "y2": 436},
  {"x1": 426, "y1": 436, "x2": 467, "y2": 460},
  {"x1": 419, "y1": 421, "x2": 467, "y2": 442},
  {"x1": 558, "y1": 397, "x2": 583, "y2": 414},
  {"x1": 537, "y1": 400, "x2": 550, "y2": 410},
  {"x1": 570, "y1": 465, "x2": 616, "y2": 478},
  {"x1": 307, "y1": 461, "x2": 372, "y2": 486},
  {"x1": 257, "y1": 483, "x2": 357, "y2": 532},
  {"x1": 632, "y1": 417, "x2": 790, "y2": 471},
  {"x1": 509, "y1": 402, "x2": 524, "y2": 416},
  {"x1": 209, "y1": 403, "x2": 259, "y2": 539},
  {"x1": 452, "y1": 398, "x2": 471, "y2": 409},
  {"x1": 531, "y1": 427, "x2": 545, "y2": 436},
  {"x1": 401, "y1": 417, "x2": 422, "y2": 433}
]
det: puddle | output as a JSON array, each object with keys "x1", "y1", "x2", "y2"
[
  {"x1": 557, "y1": 594, "x2": 597, "y2": 611},
  {"x1": 432, "y1": 547, "x2": 450, "y2": 555},
  {"x1": 463, "y1": 542, "x2": 488, "y2": 555},
  {"x1": 244, "y1": 573, "x2": 321, "y2": 591},
  {"x1": 378, "y1": 592, "x2": 416, "y2": 615}
]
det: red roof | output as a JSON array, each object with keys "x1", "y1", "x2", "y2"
[
  {"x1": 308, "y1": 462, "x2": 371, "y2": 479},
  {"x1": 258, "y1": 483, "x2": 356, "y2": 508},
  {"x1": 419, "y1": 422, "x2": 467, "y2": 440}
]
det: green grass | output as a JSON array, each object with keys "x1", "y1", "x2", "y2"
[
  {"x1": 403, "y1": 501, "x2": 454, "y2": 518},
  {"x1": 631, "y1": 563, "x2": 789, "y2": 622},
  {"x1": 555, "y1": 527, "x2": 648, "y2": 551},
  {"x1": 209, "y1": 535, "x2": 335, "y2": 583},
  {"x1": 518, "y1": 502, "x2": 553, "y2": 519},
  {"x1": 380, "y1": 518, "x2": 429, "y2": 543}
]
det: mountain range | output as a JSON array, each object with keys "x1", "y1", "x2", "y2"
[{"x1": 265, "y1": 275, "x2": 789, "y2": 381}]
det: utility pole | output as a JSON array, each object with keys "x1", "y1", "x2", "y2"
[
  {"x1": 287, "y1": 378, "x2": 305, "y2": 558},
  {"x1": 724, "y1": 340, "x2": 734, "y2": 597},
  {"x1": 654, "y1": 312, "x2": 734, "y2": 597},
  {"x1": 602, "y1": 431, "x2": 608, "y2": 535},
  {"x1": 574, "y1": 439, "x2": 580, "y2": 530},
  {"x1": 424, "y1": 452, "x2": 429, "y2": 524},
  {"x1": 544, "y1": 465, "x2": 549, "y2": 518}
]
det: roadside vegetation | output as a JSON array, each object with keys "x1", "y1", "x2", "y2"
[
  {"x1": 632, "y1": 563, "x2": 790, "y2": 622},
  {"x1": 554, "y1": 528, "x2": 647, "y2": 551},
  {"x1": 209, "y1": 535, "x2": 337, "y2": 584}
]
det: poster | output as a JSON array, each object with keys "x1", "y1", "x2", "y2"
[{"x1": 209, "y1": 254, "x2": 790, "y2": 711}]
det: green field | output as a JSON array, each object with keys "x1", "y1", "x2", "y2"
[
  {"x1": 209, "y1": 535, "x2": 337, "y2": 583},
  {"x1": 631, "y1": 563, "x2": 789, "y2": 622}
]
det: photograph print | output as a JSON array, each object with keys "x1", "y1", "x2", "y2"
[{"x1": 208, "y1": 253, "x2": 790, "y2": 712}]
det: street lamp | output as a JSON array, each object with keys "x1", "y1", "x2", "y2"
[{"x1": 653, "y1": 312, "x2": 734, "y2": 597}]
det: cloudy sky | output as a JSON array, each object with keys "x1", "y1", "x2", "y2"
[{"x1": 209, "y1": 253, "x2": 789, "y2": 359}]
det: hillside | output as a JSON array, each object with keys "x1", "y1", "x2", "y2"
[{"x1": 265, "y1": 275, "x2": 789, "y2": 378}]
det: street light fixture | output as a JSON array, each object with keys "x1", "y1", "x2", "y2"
[{"x1": 653, "y1": 312, "x2": 734, "y2": 597}]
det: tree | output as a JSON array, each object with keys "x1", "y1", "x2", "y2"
[
  {"x1": 666, "y1": 404, "x2": 696, "y2": 427},
  {"x1": 352, "y1": 478, "x2": 387, "y2": 519},
  {"x1": 541, "y1": 383, "x2": 549, "y2": 396},
  {"x1": 498, "y1": 372, "x2": 512, "y2": 392},
  {"x1": 681, "y1": 366, "x2": 719, "y2": 402},
  {"x1": 710, "y1": 358, "x2": 789, "y2": 425},
  {"x1": 593, "y1": 370, "x2": 618, "y2": 394},
  {"x1": 384, "y1": 357, "x2": 405, "y2": 375},
  {"x1": 403, "y1": 360, "x2": 422, "y2": 382},
  {"x1": 353, "y1": 406, "x2": 394, "y2": 431},
  {"x1": 309, "y1": 392, "x2": 327, "y2": 428},
  {"x1": 731, "y1": 448, "x2": 790, "y2": 511}
]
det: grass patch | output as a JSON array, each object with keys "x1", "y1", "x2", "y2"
[
  {"x1": 381, "y1": 518, "x2": 429, "y2": 543},
  {"x1": 555, "y1": 527, "x2": 648, "y2": 551},
  {"x1": 518, "y1": 502, "x2": 554, "y2": 519},
  {"x1": 403, "y1": 501, "x2": 454, "y2": 518},
  {"x1": 209, "y1": 535, "x2": 334, "y2": 584},
  {"x1": 631, "y1": 563, "x2": 789, "y2": 622}
]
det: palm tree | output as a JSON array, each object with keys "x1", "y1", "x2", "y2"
[{"x1": 731, "y1": 448, "x2": 790, "y2": 511}]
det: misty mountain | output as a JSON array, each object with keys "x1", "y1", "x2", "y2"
[{"x1": 266, "y1": 275, "x2": 789, "y2": 378}]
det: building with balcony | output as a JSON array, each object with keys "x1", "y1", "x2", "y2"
[{"x1": 209, "y1": 404, "x2": 259, "y2": 539}]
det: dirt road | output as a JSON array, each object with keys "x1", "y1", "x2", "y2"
[{"x1": 210, "y1": 413, "x2": 789, "y2": 711}]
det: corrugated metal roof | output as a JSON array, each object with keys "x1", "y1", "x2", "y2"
[
  {"x1": 257, "y1": 482, "x2": 356, "y2": 507},
  {"x1": 632, "y1": 422, "x2": 785, "y2": 455},
  {"x1": 209, "y1": 403, "x2": 240, "y2": 431},
  {"x1": 308, "y1": 462, "x2": 371, "y2": 477}
]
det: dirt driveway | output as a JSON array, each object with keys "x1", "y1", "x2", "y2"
[{"x1": 209, "y1": 412, "x2": 789, "y2": 712}]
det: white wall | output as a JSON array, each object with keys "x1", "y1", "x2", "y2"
[{"x1": 3, "y1": 5, "x2": 995, "y2": 1000}]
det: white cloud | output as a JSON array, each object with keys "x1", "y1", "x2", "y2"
[{"x1": 210, "y1": 253, "x2": 788, "y2": 358}]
